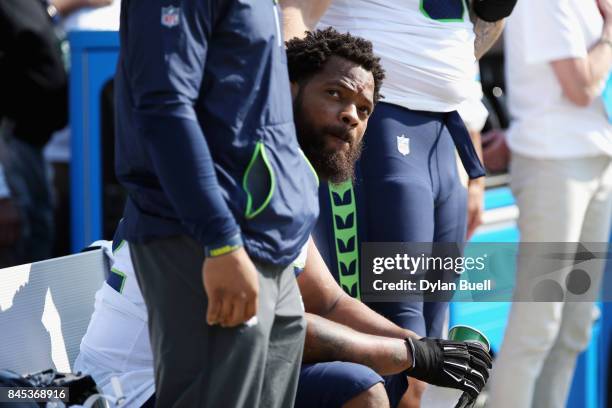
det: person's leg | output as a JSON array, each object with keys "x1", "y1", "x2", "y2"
[
  {"x1": 357, "y1": 104, "x2": 437, "y2": 334},
  {"x1": 357, "y1": 105, "x2": 449, "y2": 407},
  {"x1": 532, "y1": 156, "x2": 612, "y2": 408},
  {"x1": 358, "y1": 105, "x2": 437, "y2": 245},
  {"x1": 130, "y1": 236, "x2": 280, "y2": 408},
  {"x1": 425, "y1": 133, "x2": 469, "y2": 337},
  {"x1": 295, "y1": 362, "x2": 386, "y2": 408},
  {"x1": 488, "y1": 154, "x2": 597, "y2": 408},
  {"x1": 260, "y1": 265, "x2": 307, "y2": 408},
  {"x1": 381, "y1": 373, "x2": 409, "y2": 408},
  {"x1": 402, "y1": 115, "x2": 468, "y2": 408},
  {"x1": 396, "y1": 378, "x2": 426, "y2": 408},
  {"x1": 343, "y1": 382, "x2": 390, "y2": 408}
]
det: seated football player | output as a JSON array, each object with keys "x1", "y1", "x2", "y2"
[{"x1": 76, "y1": 28, "x2": 491, "y2": 408}]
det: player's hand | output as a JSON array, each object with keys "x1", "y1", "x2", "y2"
[
  {"x1": 466, "y1": 178, "x2": 484, "y2": 241},
  {"x1": 481, "y1": 129, "x2": 510, "y2": 173},
  {"x1": 203, "y1": 247, "x2": 259, "y2": 328},
  {"x1": 406, "y1": 338, "x2": 492, "y2": 400},
  {"x1": 0, "y1": 198, "x2": 21, "y2": 247}
]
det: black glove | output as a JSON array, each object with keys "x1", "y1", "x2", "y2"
[
  {"x1": 405, "y1": 337, "x2": 493, "y2": 399},
  {"x1": 472, "y1": 0, "x2": 517, "y2": 22}
]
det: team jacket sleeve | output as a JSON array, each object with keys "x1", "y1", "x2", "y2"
[{"x1": 126, "y1": 1, "x2": 241, "y2": 249}]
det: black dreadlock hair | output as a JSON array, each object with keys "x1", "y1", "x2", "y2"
[{"x1": 286, "y1": 27, "x2": 385, "y2": 103}]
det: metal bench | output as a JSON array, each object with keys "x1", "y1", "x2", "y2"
[{"x1": 0, "y1": 249, "x2": 108, "y2": 375}]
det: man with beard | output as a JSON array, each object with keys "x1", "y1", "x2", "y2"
[
  {"x1": 282, "y1": 2, "x2": 516, "y2": 406},
  {"x1": 75, "y1": 29, "x2": 491, "y2": 408}
]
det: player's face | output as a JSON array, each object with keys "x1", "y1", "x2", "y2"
[{"x1": 292, "y1": 56, "x2": 375, "y2": 183}]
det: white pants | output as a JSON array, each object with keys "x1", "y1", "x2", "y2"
[{"x1": 487, "y1": 154, "x2": 612, "y2": 408}]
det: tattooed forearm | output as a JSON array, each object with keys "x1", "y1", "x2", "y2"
[
  {"x1": 473, "y1": 18, "x2": 504, "y2": 59},
  {"x1": 303, "y1": 313, "x2": 352, "y2": 363},
  {"x1": 469, "y1": 0, "x2": 505, "y2": 59},
  {"x1": 303, "y1": 313, "x2": 413, "y2": 376}
]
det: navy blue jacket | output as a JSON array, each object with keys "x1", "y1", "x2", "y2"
[{"x1": 114, "y1": 0, "x2": 319, "y2": 266}]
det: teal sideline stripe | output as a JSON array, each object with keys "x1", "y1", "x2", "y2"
[
  {"x1": 484, "y1": 187, "x2": 514, "y2": 211},
  {"x1": 328, "y1": 181, "x2": 360, "y2": 300}
]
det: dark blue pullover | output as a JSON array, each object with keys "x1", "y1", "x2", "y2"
[{"x1": 114, "y1": 0, "x2": 319, "y2": 265}]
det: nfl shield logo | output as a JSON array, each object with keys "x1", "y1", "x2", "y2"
[
  {"x1": 161, "y1": 6, "x2": 180, "y2": 28},
  {"x1": 397, "y1": 135, "x2": 410, "y2": 156}
]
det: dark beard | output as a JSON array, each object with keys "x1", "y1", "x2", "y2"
[
  {"x1": 305, "y1": 140, "x2": 362, "y2": 184},
  {"x1": 293, "y1": 93, "x2": 362, "y2": 184}
]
